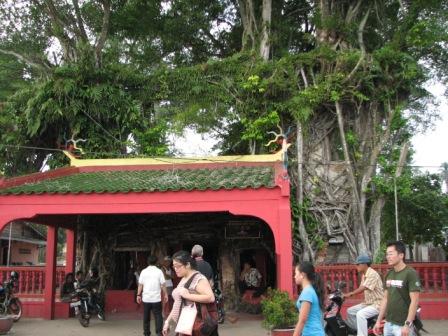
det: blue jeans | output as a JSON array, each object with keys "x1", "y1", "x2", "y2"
[{"x1": 384, "y1": 322, "x2": 415, "y2": 336}]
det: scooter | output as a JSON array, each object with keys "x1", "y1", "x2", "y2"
[
  {"x1": 213, "y1": 274, "x2": 225, "y2": 324},
  {"x1": 0, "y1": 271, "x2": 22, "y2": 322},
  {"x1": 324, "y1": 281, "x2": 384, "y2": 336},
  {"x1": 69, "y1": 282, "x2": 105, "y2": 327}
]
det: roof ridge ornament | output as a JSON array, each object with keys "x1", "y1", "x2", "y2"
[
  {"x1": 265, "y1": 124, "x2": 292, "y2": 169},
  {"x1": 64, "y1": 133, "x2": 86, "y2": 158}
]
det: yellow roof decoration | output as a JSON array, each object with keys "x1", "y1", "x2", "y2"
[{"x1": 63, "y1": 150, "x2": 283, "y2": 167}]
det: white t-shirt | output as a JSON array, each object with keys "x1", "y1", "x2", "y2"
[{"x1": 138, "y1": 265, "x2": 165, "y2": 303}]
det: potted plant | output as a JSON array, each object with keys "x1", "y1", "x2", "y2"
[
  {"x1": 0, "y1": 316, "x2": 13, "y2": 335},
  {"x1": 261, "y1": 288, "x2": 297, "y2": 336}
]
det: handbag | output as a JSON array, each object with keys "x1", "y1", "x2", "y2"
[
  {"x1": 175, "y1": 303, "x2": 197, "y2": 335},
  {"x1": 193, "y1": 302, "x2": 219, "y2": 336},
  {"x1": 412, "y1": 315, "x2": 428, "y2": 336},
  {"x1": 175, "y1": 273, "x2": 200, "y2": 335}
]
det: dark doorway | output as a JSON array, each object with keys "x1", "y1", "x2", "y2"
[
  {"x1": 239, "y1": 248, "x2": 276, "y2": 290},
  {"x1": 181, "y1": 241, "x2": 220, "y2": 280}
]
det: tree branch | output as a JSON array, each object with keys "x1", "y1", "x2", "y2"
[
  {"x1": 0, "y1": 48, "x2": 51, "y2": 73},
  {"x1": 335, "y1": 101, "x2": 369, "y2": 252},
  {"x1": 34, "y1": 0, "x2": 77, "y2": 62},
  {"x1": 345, "y1": 0, "x2": 362, "y2": 24},
  {"x1": 344, "y1": 7, "x2": 371, "y2": 82},
  {"x1": 360, "y1": 101, "x2": 394, "y2": 195},
  {"x1": 95, "y1": 0, "x2": 111, "y2": 68},
  {"x1": 237, "y1": 0, "x2": 256, "y2": 50},
  {"x1": 72, "y1": 0, "x2": 88, "y2": 42}
]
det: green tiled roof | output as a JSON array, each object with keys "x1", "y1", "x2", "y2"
[{"x1": 0, "y1": 166, "x2": 275, "y2": 195}]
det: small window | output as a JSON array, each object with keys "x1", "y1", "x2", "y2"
[{"x1": 19, "y1": 248, "x2": 31, "y2": 255}]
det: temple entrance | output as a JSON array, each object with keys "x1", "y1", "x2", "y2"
[{"x1": 76, "y1": 212, "x2": 275, "y2": 312}]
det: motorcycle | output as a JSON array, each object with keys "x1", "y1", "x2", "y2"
[
  {"x1": 213, "y1": 286, "x2": 225, "y2": 324},
  {"x1": 324, "y1": 281, "x2": 384, "y2": 336},
  {"x1": 0, "y1": 271, "x2": 22, "y2": 322},
  {"x1": 69, "y1": 281, "x2": 105, "y2": 327}
]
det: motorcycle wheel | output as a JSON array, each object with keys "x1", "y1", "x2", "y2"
[
  {"x1": 8, "y1": 298, "x2": 22, "y2": 322},
  {"x1": 325, "y1": 325, "x2": 337, "y2": 336},
  {"x1": 78, "y1": 313, "x2": 90, "y2": 327},
  {"x1": 218, "y1": 309, "x2": 225, "y2": 324},
  {"x1": 97, "y1": 307, "x2": 106, "y2": 321}
]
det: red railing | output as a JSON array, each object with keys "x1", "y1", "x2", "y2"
[
  {"x1": 0, "y1": 266, "x2": 66, "y2": 294},
  {"x1": 0, "y1": 263, "x2": 447, "y2": 296},
  {"x1": 316, "y1": 263, "x2": 448, "y2": 294}
]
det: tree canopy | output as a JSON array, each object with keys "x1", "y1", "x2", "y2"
[
  {"x1": 383, "y1": 172, "x2": 448, "y2": 250},
  {"x1": 1, "y1": 0, "x2": 448, "y2": 259}
]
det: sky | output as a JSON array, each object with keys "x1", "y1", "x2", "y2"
[{"x1": 411, "y1": 84, "x2": 448, "y2": 173}]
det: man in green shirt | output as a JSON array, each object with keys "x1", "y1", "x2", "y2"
[{"x1": 374, "y1": 241, "x2": 421, "y2": 336}]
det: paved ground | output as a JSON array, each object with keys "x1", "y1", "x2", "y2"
[{"x1": 6, "y1": 315, "x2": 447, "y2": 336}]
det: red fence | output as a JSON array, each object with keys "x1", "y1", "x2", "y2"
[
  {"x1": 0, "y1": 266, "x2": 66, "y2": 294},
  {"x1": 1, "y1": 263, "x2": 446, "y2": 296},
  {"x1": 316, "y1": 263, "x2": 448, "y2": 294},
  {"x1": 0, "y1": 263, "x2": 447, "y2": 319}
]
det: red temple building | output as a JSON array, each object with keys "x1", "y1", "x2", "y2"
[
  {"x1": 1, "y1": 151, "x2": 446, "y2": 320},
  {"x1": 0, "y1": 151, "x2": 293, "y2": 319}
]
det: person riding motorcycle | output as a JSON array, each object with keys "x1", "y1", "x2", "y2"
[
  {"x1": 61, "y1": 273, "x2": 76, "y2": 302},
  {"x1": 345, "y1": 254, "x2": 383, "y2": 336}
]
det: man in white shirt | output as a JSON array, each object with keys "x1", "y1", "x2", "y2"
[{"x1": 137, "y1": 255, "x2": 168, "y2": 336}]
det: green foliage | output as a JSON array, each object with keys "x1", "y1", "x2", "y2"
[
  {"x1": 1, "y1": 0, "x2": 448, "y2": 258},
  {"x1": 0, "y1": 59, "x2": 169, "y2": 175},
  {"x1": 261, "y1": 288, "x2": 297, "y2": 330},
  {"x1": 241, "y1": 111, "x2": 280, "y2": 142},
  {"x1": 131, "y1": 121, "x2": 169, "y2": 156},
  {"x1": 382, "y1": 172, "x2": 448, "y2": 246},
  {"x1": 374, "y1": 242, "x2": 387, "y2": 264},
  {"x1": 290, "y1": 193, "x2": 325, "y2": 252}
]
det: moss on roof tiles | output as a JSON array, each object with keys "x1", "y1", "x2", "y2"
[{"x1": 0, "y1": 166, "x2": 275, "y2": 195}]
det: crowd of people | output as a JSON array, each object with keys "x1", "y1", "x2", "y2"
[
  {"x1": 134, "y1": 244, "x2": 217, "y2": 336},
  {"x1": 59, "y1": 240, "x2": 421, "y2": 336},
  {"x1": 291, "y1": 240, "x2": 421, "y2": 336}
]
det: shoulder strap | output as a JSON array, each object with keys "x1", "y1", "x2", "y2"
[
  {"x1": 391, "y1": 268, "x2": 422, "y2": 318},
  {"x1": 184, "y1": 272, "x2": 199, "y2": 290},
  {"x1": 388, "y1": 267, "x2": 410, "y2": 304},
  {"x1": 180, "y1": 273, "x2": 199, "y2": 309}
]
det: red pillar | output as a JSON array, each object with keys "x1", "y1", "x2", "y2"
[
  {"x1": 44, "y1": 225, "x2": 58, "y2": 320},
  {"x1": 65, "y1": 229, "x2": 76, "y2": 274},
  {"x1": 58, "y1": 228, "x2": 77, "y2": 318},
  {"x1": 277, "y1": 199, "x2": 293, "y2": 295},
  {"x1": 272, "y1": 167, "x2": 294, "y2": 295},
  {"x1": 0, "y1": 216, "x2": 15, "y2": 267}
]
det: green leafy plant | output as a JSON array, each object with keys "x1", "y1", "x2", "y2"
[{"x1": 261, "y1": 288, "x2": 297, "y2": 330}]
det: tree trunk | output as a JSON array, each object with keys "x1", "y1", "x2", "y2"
[
  {"x1": 259, "y1": 0, "x2": 272, "y2": 60},
  {"x1": 368, "y1": 197, "x2": 385, "y2": 258},
  {"x1": 335, "y1": 101, "x2": 368, "y2": 253},
  {"x1": 296, "y1": 121, "x2": 314, "y2": 261},
  {"x1": 237, "y1": 0, "x2": 257, "y2": 51},
  {"x1": 237, "y1": 0, "x2": 271, "y2": 58}
]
